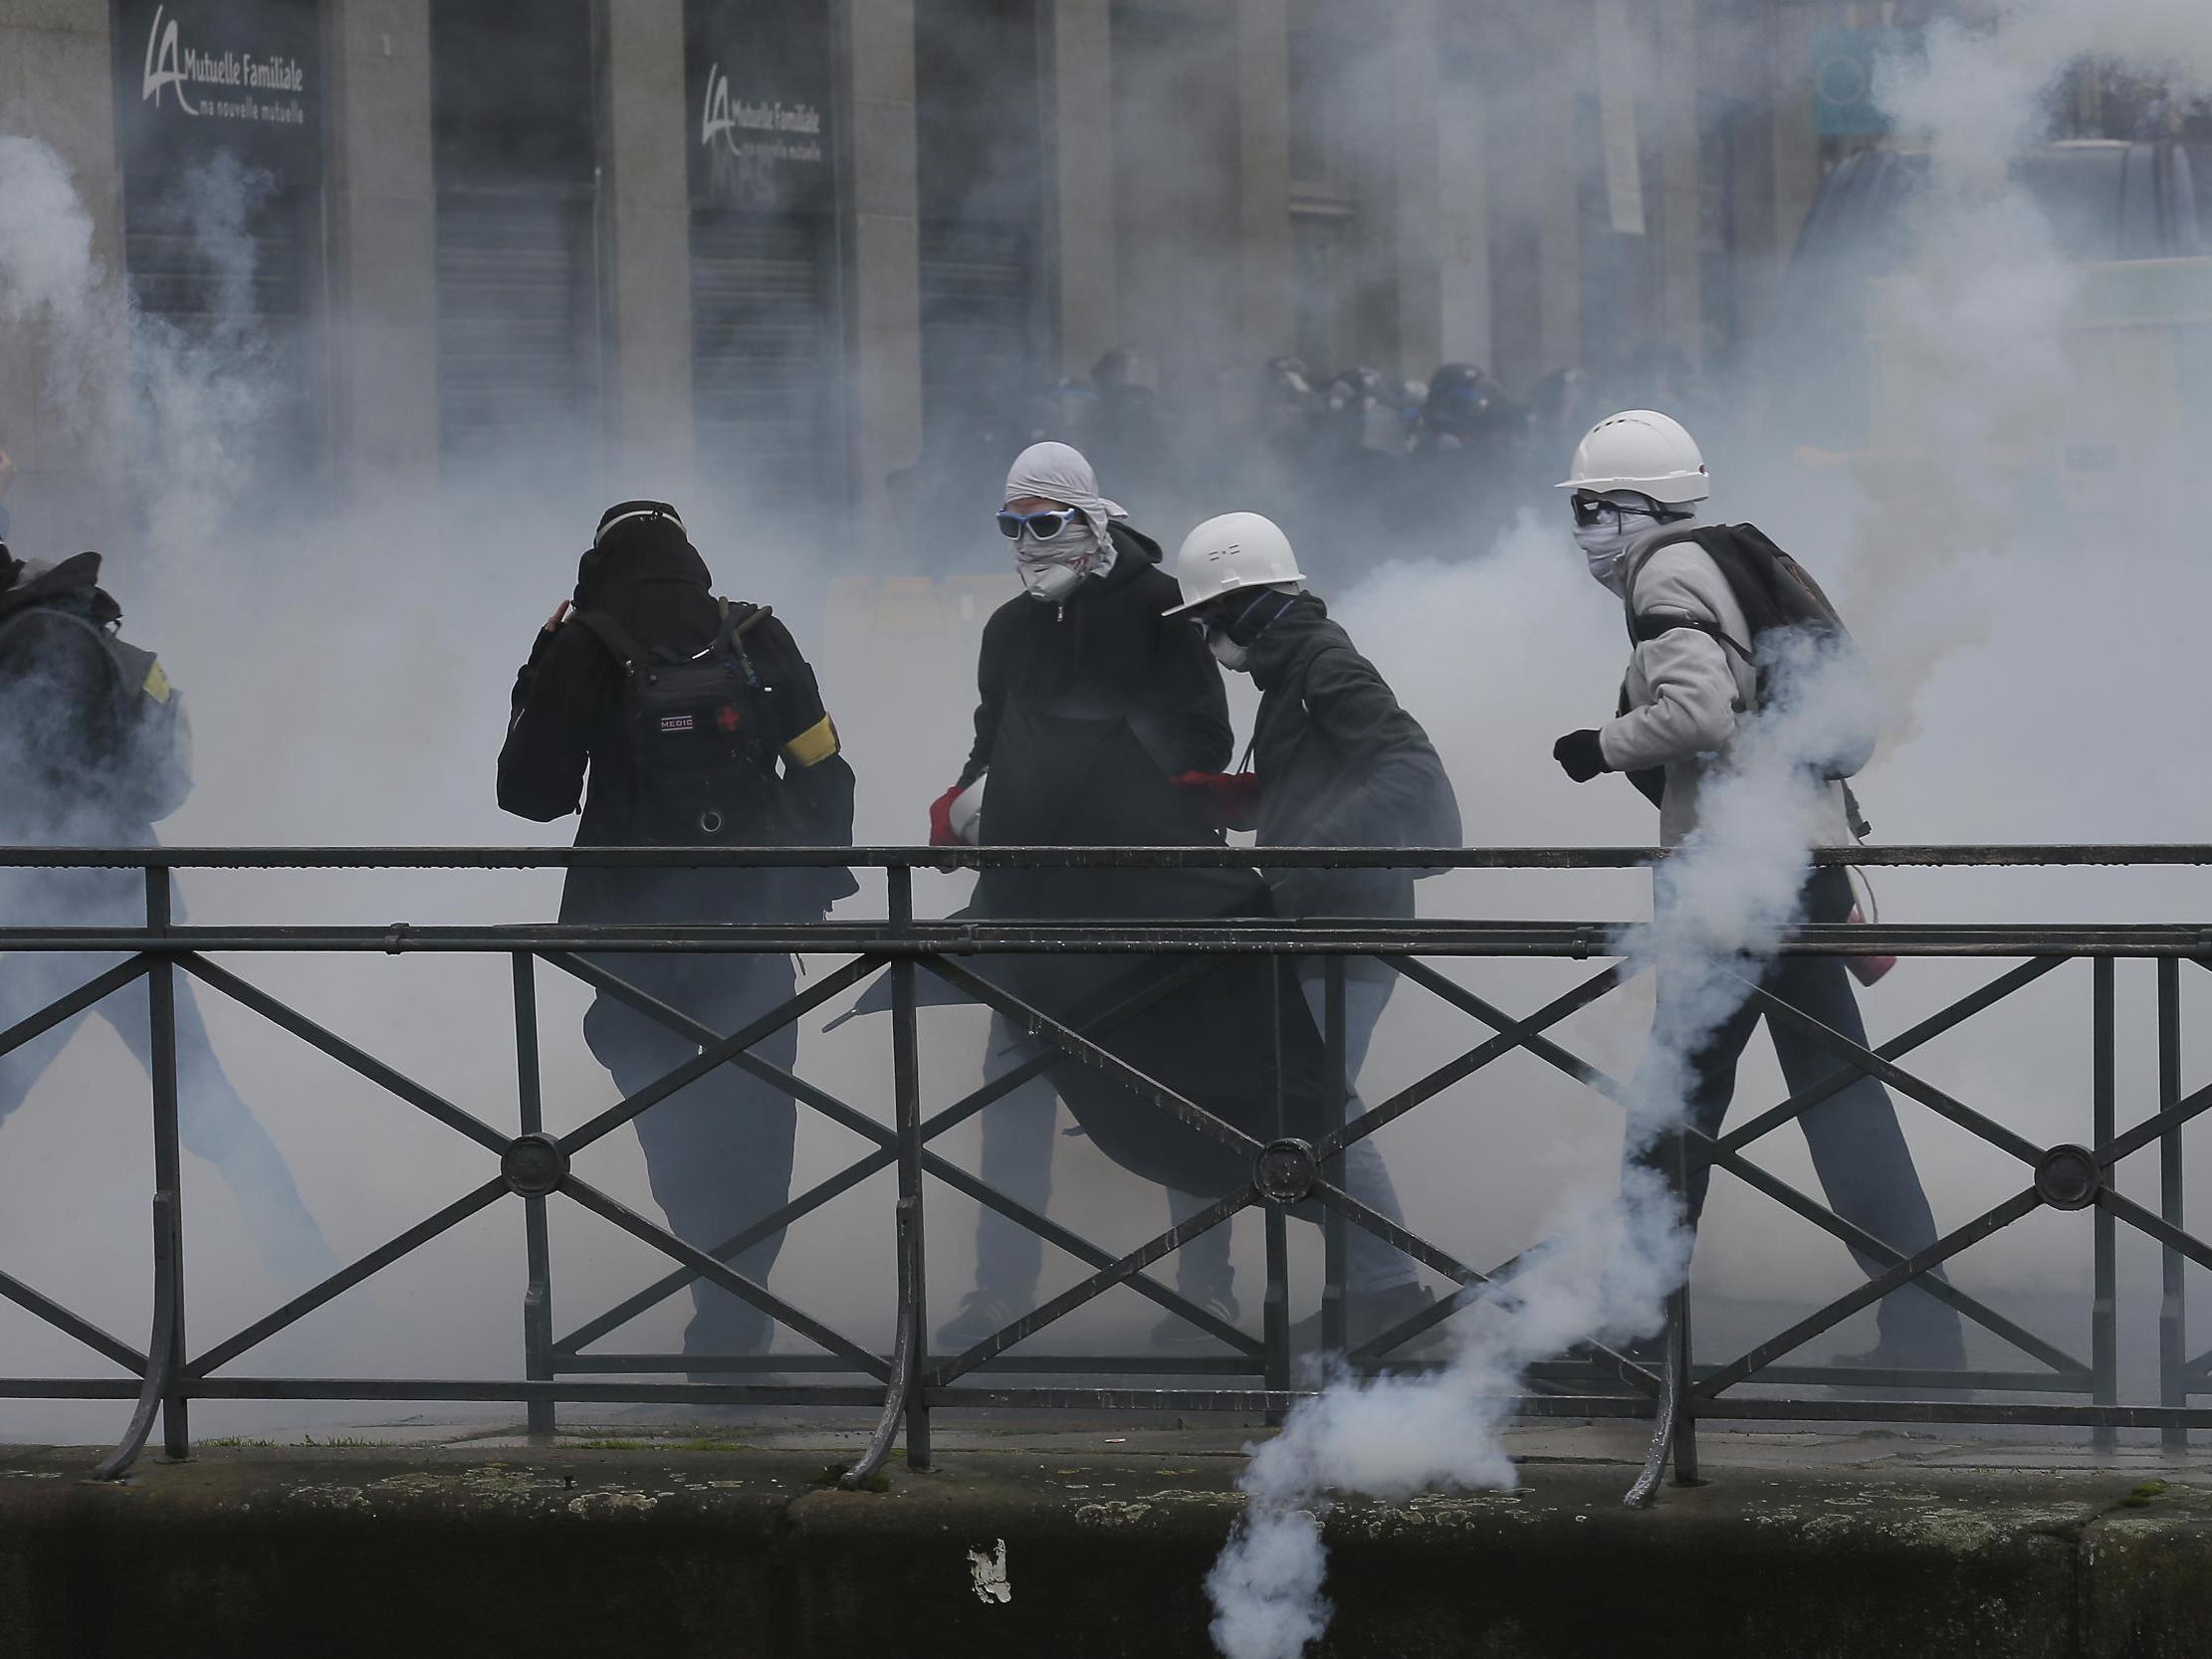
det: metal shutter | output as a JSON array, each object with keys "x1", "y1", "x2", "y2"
[
  {"x1": 121, "y1": 182, "x2": 317, "y2": 470},
  {"x1": 690, "y1": 211, "x2": 839, "y2": 510},
  {"x1": 919, "y1": 219, "x2": 1040, "y2": 425},
  {"x1": 435, "y1": 186, "x2": 598, "y2": 465}
]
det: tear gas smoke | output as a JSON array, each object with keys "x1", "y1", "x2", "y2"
[
  {"x1": 1208, "y1": 633, "x2": 1871, "y2": 1659},
  {"x1": 1206, "y1": 5, "x2": 2212, "y2": 1652},
  {"x1": 0, "y1": 0, "x2": 2204, "y2": 1507}
]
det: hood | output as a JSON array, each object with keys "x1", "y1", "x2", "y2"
[
  {"x1": 572, "y1": 514, "x2": 717, "y2": 645},
  {"x1": 1243, "y1": 591, "x2": 1331, "y2": 689},
  {"x1": 0, "y1": 551, "x2": 116, "y2": 629},
  {"x1": 1052, "y1": 519, "x2": 1164, "y2": 608}
]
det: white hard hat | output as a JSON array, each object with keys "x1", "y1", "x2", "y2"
[
  {"x1": 1557, "y1": 409, "x2": 1710, "y2": 505},
  {"x1": 949, "y1": 775, "x2": 986, "y2": 846},
  {"x1": 1164, "y1": 512, "x2": 1305, "y2": 616}
]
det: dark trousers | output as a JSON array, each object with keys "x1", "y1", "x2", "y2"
[
  {"x1": 0, "y1": 949, "x2": 334, "y2": 1282},
  {"x1": 1632, "y1": 866, "x2": 1964, "y2": 1365},
  {"x1": 582, "y1": 950, "x2": 798, "y2": 1359}
]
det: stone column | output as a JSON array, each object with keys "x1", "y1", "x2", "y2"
[
  {"x1": 1772, "y1": 0, "x2": 1822, "y2": 265},
  {"x1": 597, "y1": 0, "x2": 694, "y2": 486},
  {"x1": 1234, "y1": 0, "x2": 1293, "y2": 367},
  {"x1": 0, "y1": 2, "x2": 123, "y2": 534},
  {"x1": 1437, "y1": 55, "x2": 1491, "y2": 372},
  {"x1": 1047, "y1": 0, "x2": 1115, "y2": 373},
  {"x1": 1655, "y1": 0, "x2": 1705, "y2": 362},
  {"x1": 1535, "y1": 56, "x2": 1584, "y2": 376},
  {"x1": 847, "y1": 0, "x2": 922, "y2": 520},
  {"x1": 327, "y1": 0, "x2": 439, "y2": 491}
]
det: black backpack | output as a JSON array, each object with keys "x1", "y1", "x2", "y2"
[
  {"x1": 0, "y1": 604, "x2": 191, "y2": 825},
  {"x1": 1625, "y1": 522, "x2": 1880, "y2": 784},
  {"x1": 576, "y1": 599, "x2": 788, "y2": 846}
]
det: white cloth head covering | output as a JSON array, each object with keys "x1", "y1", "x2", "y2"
[
  {"x1": 1002, "y1": 441, "x2": 1124, "y2": 578},
  {"x1": 1003, "y1": 442, "x2": 1126, "y2": 533}
]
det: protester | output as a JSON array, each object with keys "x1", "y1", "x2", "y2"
[
  {"x1": 1166, "y1": 511, "x2": 1461, "y2": 1349},
  {"x1": 499, "y1": 501, "x2": 856, "y2": 1376},
  {"x1": 0, "y1": 541, "x2": 333, "y2": 1284},
  {"x1": 925, "y1": 442, "x2": 1234, "y2": 1349},
  {"x1": 1550, "y1": 410, "x2": 1965, "y2": 1371}
]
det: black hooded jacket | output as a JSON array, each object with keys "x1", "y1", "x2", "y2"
[
  {"x1": 0, "y1": 552, "x2": 182, "y2": 845},
  {"x1": 497, "y1": 516, "x2": 856, "y2": 924},
  {"x1": 959, "y1": 520, "x2": 1230, "y2": 788},
  {"x1": 1244, "y1": 593, "x2": 1459, "y2": 930}
]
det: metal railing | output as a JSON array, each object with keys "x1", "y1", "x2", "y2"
[{"x1": 2, "y1": 843, "x2": 2209, "y2": 1502}]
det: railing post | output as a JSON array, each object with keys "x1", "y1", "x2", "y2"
[
  {"x1": 1320, "y1": 955, "x2": 1348, "y2": 1356},
  {"x1": 2093, "y1": 958, "x2": 2117, "y2": 1450},
  {"x1": 1263, "y1": 963, "x2": 1290, "y2": 1422},
  {"x1": 515, "y1": 952, "x2": 555, "y2": 1440},
  {"x1": 146, "y1": 864, "x2": 188, "y2": 1459},
  {"x1": 889, "y1": 864, "x2": 932, "y2": 1469},
  {"x1": 2160, "y1": 957, "x2": 2187, "y2": 1450}
]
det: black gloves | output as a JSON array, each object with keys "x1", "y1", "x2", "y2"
[{"x1": 1553, "y1": 728, "x2": 1609, "y2": 784}]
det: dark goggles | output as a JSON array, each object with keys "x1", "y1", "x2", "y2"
[
  {"x1": 1570, "y1": 491, "x2": 1659, "y2": 528},
  {"x1": 996, "y1": 507, "x2": 1084, "y2": 541},
  {"x1": 1190, "y1": 588, "x2": 1295, "y2": 646}
]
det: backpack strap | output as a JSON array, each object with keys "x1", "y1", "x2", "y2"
[
  {"x1": 573, "y1": 607, "x2": 652, "y2": 668},
  {"x1": 1631, "y1": 607, "x2": 1754, "y2": 664}
]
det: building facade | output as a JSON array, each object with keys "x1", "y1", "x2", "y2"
[{"x1": 0, "y1": 0, "x2": 1879, "y2": 529}]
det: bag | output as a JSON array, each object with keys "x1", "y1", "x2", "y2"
[
  {"x1": 0, "y1": 606, "x2": 191, "y2": 824},
  {"x1": 576, "y1": 598, "x2": 787, "y2": 846},
  {"x1": 1845, "y1": 867, "x2": 1897, "y2": 988},
  {"x1": 1627, "y1": 522, "x2": 1880, "y2": 783}
]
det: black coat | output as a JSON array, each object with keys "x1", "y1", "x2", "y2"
[
  {"x1": 0, "y1": 553, "x2": 179, "y2": 843},
  {"x1": 959, "y1": 520, "x2": 1230, "y2": 788},
  {"x1": 497, "y1": 519, "x2": 856, "y2": 924},
  {"x1": 0, "y1": 553, "x2": 179, "y2": 920},
  {"x1": 1245, "y1": 594, "x2": 1459, "y2": 933}
]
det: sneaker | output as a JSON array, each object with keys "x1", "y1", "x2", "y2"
[
  {"x1": 1151, "y1": 1294, "x2": 1242, "y2": 1348},
  {"x1": 935, "y1": 1291, "x2": 1022, "y2": 1353},
  {"x1": 1291, "y1": 1282, "x2": 1441, "y2": 1357}
]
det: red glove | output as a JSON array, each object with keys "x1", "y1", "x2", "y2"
[
  {"x1": 1174, "y1": 770, "x2": 1262, "y2": 832},
  {"x1": 928, "y1": 783, "x2": 965, "y2": 848}
]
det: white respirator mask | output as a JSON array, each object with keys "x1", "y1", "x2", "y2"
[{"x1": 1018, "y1": 557, "x2": 1089, "y2": 604}]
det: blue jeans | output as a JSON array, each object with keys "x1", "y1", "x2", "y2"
[
  {"x1": 1629, "y1": 866, "x2": 1964, "y2": 1365},
  {"x1": 0, "y1": 950, "x2": 334, "y2": 1283},
  {"x1": 583, "y1": 950, "x2": 799, "y2": 1359}
]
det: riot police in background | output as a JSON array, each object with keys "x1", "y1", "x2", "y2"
[
  {"x1": 1086, "y1": 346, "x2": 1173, "y2": 510},
  {"x1": 499, "y1": 501, "x2": 857, "y2": 1377},
  {"x1": 0, "y1": 542, "x2": 334, "y2": 1285},
  {"x1": 1410, "y1": 362, "x2": 1526, "y2": 561},
  {"x1": 1302, "y1": 367, "x2": 1408, "y2": 584}
]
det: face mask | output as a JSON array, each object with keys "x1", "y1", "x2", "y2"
[
  {"x1": 1573, "y1": 517, "x2": 1653, "y2": 595},
  {"x1": 1019, "y1": 558, "x2": 1086, "y2": 604},
  {"x1": 1210, "y1": 634, "x2": 1251, "y2": 671},
  {"x1": 1014, "y1": 512, "x2": 1114, "y2": 603}
]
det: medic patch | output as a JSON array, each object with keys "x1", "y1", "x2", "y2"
[
  {"x1": 659, "y1": 715, "x2": 695, "y2": 733},
  {"x1": 716, "y1": 705, "x2": 742, "y2": 733}
]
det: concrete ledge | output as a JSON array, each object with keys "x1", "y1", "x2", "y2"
[{"x1": 0, "y1": 1439, "x2": 2206, "y2": 1656}]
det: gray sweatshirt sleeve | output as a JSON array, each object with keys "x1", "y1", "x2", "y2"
[{"x1": 1597, "y1": 545, "x2": 1743, "y2": 773}]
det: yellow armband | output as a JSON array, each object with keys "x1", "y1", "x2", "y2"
[{"x1": 781, "y1": 714, "x2": 840, "y2": 769}]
